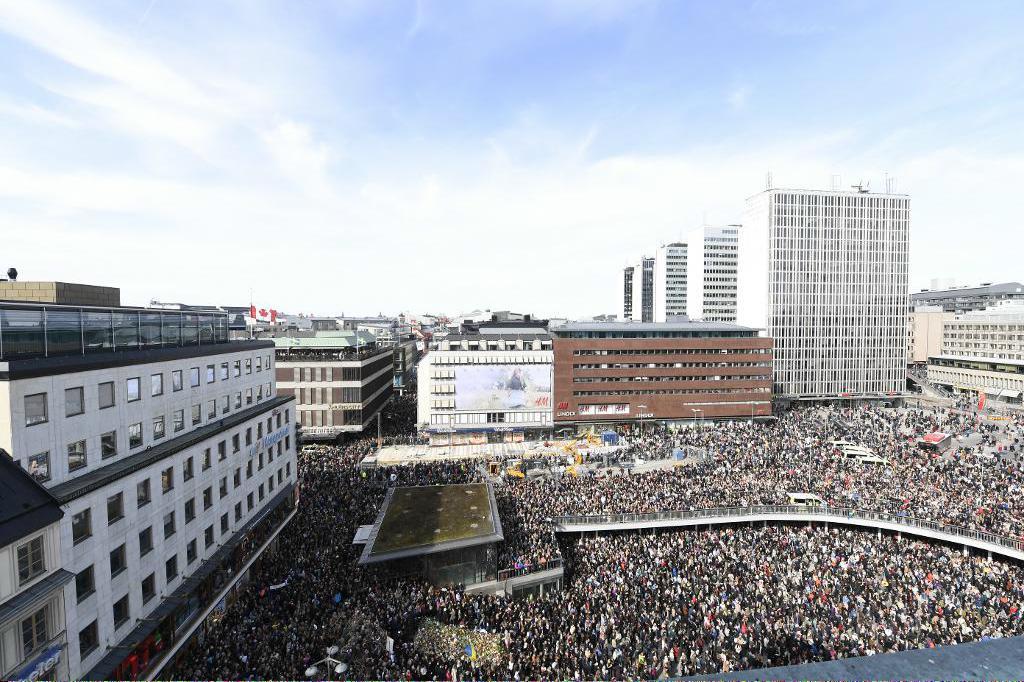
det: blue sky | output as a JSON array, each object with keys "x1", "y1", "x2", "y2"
[{"x1": 1, "y1": 0, "x2": 1022, "y2": 317}]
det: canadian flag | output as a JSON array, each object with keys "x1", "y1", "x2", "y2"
[{"x1": 249, "y1": 305, "x2": 278, "y2": 323}]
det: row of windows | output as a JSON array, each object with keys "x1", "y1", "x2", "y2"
[
  {"x1": 574, "y1": 361, "x2": 770, "y2": 369},
  {"x1": 571, "y1": 348, "x2": 769, "y2": 356},
  {"x1": 22, "y1": 354, "x2": 271, "y2": 427},
  {"x1": 22, "y1": 388, "x2": 278, "y2": 484},
  {"x1": 573, "y1": 374, "x2": 771, "y2": 383},
  {"x1": 72, "y1": 463, "x2": 292, "y2": 665},
  {"x1": 572, "y1": 387, "x2": 771, "y2": 396},
  {"x1": 428, "y1": 411, "x2": 548, "y2": 425}
]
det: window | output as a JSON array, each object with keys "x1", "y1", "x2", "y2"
[
  {"x1": 219, "y1": 477, "x2": 227, "y2": 498},
  {"x1": 142, "y1": 573, "x2": 156, "y2": 604},
  {"x1": 234, "y1": 501, "x2": 242, "y2": 522},
  {"x1": 258, "y1": 483, "x2": 265, "y2": 501},
  {"x1": 139, "y1": 527, "x2": 153, "y2": 556},
  {"x1": 172, "y1": 369, "x2": 183, "y2": 392},
  {"x1": 107, "y1": 492, "x2": 124, "y2": 524},
  {"x1": 113, "y1": 594, "x2": 130, "y2": 629},
  {"x1": 17, "y1": 536, "x2": 45, "y2": 585},
  {"x1": 202, "y1": 448, "x2": 212, "y2": 471},
  {"x1": 245, "y1": 358, "x2": 252, "y2": 374},
  {"x1": 163, "y1": 511, "x2": 176, "y2": 539},
  {"x1": 99, "y1": 381, "x2": 115, "y2": 409},
  {"x1": 110, "y1": 543, "x2": 127, "y2": 578},
  {"x1": 127, "y1": 377, "x2": 141, "y2": 402},
  {"x1": 101, "y1": 431, "x2": 117, "y2": 459},
  {"x1": 79, "y1": 620, "x2": 98, "y2": 658},
  {"x1": 183, "y1": 456, "x2": 194, "y2": 481},
  {"x1": 220, "y1": 513, "x2": 229, "y2": 534},
  {"x1": 204, "y1": 525, "x2": 215, "y2": 548},
  {"x1": 233, "y1": 468, "x2": 241, "y2": 488},
  {"x1": 234, "y1": 392, "x2": 242, "y2": 409},
  {"x1": 218, "y1": 440, "x2": 226, "y2": 461},
  {"x1": 247, "y1": 492, "x2": 254, "y2": 511},
  {"x1": 187, "y1": 539, "x2": 198, "y2": 564},
  {"x1": 256, "y1": 356, "x2": 262, "y2": 371},
  {"x1": 203, "y1": 487, "x2": 213, "y2": 510},
  {"x1": 68, "y1": 440, "x2": 87, "y2": 472},
  {"x1": 246, "y1": 460, "x2": 253, "y2": 479},
  {"x1": 137, "y1": 479, "x2": 151, "y2": 507},
  {"x1": 220, "y1": 395, "x2": 229, "y2": 415},
  {"x1": 173, "y1": 409, "x2": 185, "y2": 433},
  {"x1": 27, "y1": 451, "x2": 50, "y2": 483},
  {"x1": 190, "y1": 366, "x2": 200, "y2": 387},
  {"x1": 72, "y1": 509, "x2": 92, "y2": 544},
  {"x1": 65, "y1": 386, "x2": 85, "y2": 416},
  {"x1": 233, "y1": 360, "x2": 241, "y2": 377},
  {"x1": 25, "y1": 393, "x2": 47, "y2": 426},
  {"x1": 76, "y1": 565, "x2": 95, "y2": 602},
  {"x1": 206, "y1": 364, "x2": 215, "y2": 383},
  {"x1": 21, "y1": 607, "x2": 48, "y2": 657},
  {"x1": 192, "y1": 404, "x2": 202, "y2": 426},
  {"x1": 232, "y1": 434, "x2": 240, "y2": 453},
  {"x1": 153, "y1": 415, "x2": 165, "y2": 440},
  {"x1": 245, "y1": 388, "x2": 253, "y2": 405},
  {"x1": 161, "y1": 466, "x2": 174, "y2": 493},
  {"x1": 220, "y1": 362, "x2": 228, "y2": 380},
  {"x1": 129, "y1": 422, "x2": 143, "y2": 449},
  {"x1": 207, "y1": 399, "x2": 216, "y2": 420},
  {"x1": 151, "y1": 373, "x2": 163, "y2": 397},
  {"x1": 165, "y1": 555, "x2": 178, "y2": 582}
]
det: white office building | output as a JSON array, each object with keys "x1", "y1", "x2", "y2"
[
  {"x1": 927, "y1": 302, "x2": 1024, "y2": 403},
  {"x1": 685, "y1": 225, "x2": 739, "y2": 323},
  {"x1": 417, "y1": 332, "x2": 553, "y2": 446},
  {"x1": 652, "y1": 244, "x2": 688, "y2": 323},
  {"x1": 0, "y1": 300, "x2": 297, "y2": 679},
  {"x1": 738, "y1": 187, "x2": 910, "y2": 398},
  {"x1": 0, "y1": 457, "x2": 70, "y2": 681}
]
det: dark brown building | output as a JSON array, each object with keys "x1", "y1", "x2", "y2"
[{"x1": 551, "y1": 322, "x2": 773, "y2": 427}]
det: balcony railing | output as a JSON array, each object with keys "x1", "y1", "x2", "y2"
[
  {"x1": 552, "y1": 505, "x2": 1024, "y2": 556},
  {"x1": 0, "y1": 302, "x2": 229, "y2": 360},
  {"x1": 497, "y1": 558, "x2": 564, "y2": 582}
]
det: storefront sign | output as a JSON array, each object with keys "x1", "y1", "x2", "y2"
[
  {"x1": 579, "y1": 403, "x2": 630, "y2": 416},
  {"x1": 14, "y1": 645, "x2": 62, "y2": 681},
  {"x1": 247, "y1": 426, "x2": 291, "y2": 458},
  {"x1": 557, "y1": 411, "x2": 577, "y2": 417}
]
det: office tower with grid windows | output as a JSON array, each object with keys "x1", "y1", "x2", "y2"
[
  {"x1": 738, "y1": 187, "x2": 910, "y2": 397},
  {"x1": 686, "y1": 225, "x2": 739, "y2": 323},
  {"x1": 653, "y1": 243, "x2": 688, "y2": 322},
  {"x1": 622, "y1": 257, "x2": 656, "y2": 322}
]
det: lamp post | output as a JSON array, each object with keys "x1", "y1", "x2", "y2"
[
  {"x1": 305, "y1": 646, "x2": 349, "y2": 680},
  {"x1": 691, "y1": 408, "x2": 703, "y2": 428},
  {"x1": 637, "y1": 404, "x2": 648, "y2": 437}
]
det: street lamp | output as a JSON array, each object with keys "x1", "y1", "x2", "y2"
[
  {"x1": 637, "y1": 404, "x2": 648, "y2": 437},
  {"x1": 305, "y1": 645, "x2": 349, "y2": 679},
  {"x1": 691, "y1": 408, "x2": 703, "y2": 428}
]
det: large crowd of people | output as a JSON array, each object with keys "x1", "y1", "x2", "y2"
[{"x1": 165, "y1": 398, "x2": 1024, "y2": 680}]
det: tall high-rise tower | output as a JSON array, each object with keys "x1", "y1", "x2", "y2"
[{"x1": 738, "y1": 187, "x2": 910, "y2": 397}]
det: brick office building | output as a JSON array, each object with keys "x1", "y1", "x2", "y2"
[{"x1": 551, "y1": 322, "x2": 773, "y2": 429}]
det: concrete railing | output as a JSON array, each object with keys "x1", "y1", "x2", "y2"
[
  {"x1": 551, "y1": 505, "x2": 1024, "y2": 561},
  {"x1": 498, "y1": 558, "x2": 563, "y2": 582}
]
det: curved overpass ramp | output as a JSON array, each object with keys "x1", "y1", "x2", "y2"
[{"x1": 551, "y1": 505, "x2": 1024, "y2": 562}]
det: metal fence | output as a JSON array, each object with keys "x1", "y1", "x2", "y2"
[
  {"x1": 498, "y1": 558, "x2": 564, "y2": 582},
  {"x1": 552, "y1": 505, "x2": 1024, "y2": 555},
  {"x1": 0, "y1": 302, "x2": 230, "y2": 359}
]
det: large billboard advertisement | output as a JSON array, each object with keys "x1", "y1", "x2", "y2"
[{"x1": 455, "y1": 365, "x2": 552, "y2": 411}]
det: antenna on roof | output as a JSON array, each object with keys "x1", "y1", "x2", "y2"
[{"x1": 765, "y1": 171, "x2": 773, "y2": 190}]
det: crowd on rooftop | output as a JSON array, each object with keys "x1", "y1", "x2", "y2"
[{"x1": 165, "y1": 398, "x2": 1024, "y2": 680}]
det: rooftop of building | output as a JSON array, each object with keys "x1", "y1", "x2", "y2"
[
  {"x1": 913, "y1": 282, "x2": 1024, "y2": 298},
  {"x1": 747, "y1": 186, "x2": 910, "y2": 200},
  {"x1": 268, "y1": 330, "x2": 379, "y2": 349},
  {"x1": 359, "y1": 483, "x2": 503, "y2": 564},
  {"x1": 552, "y1": 321, "x2": 759, "y2": 334},
  {"x1": 0, "y1": 454, "x2": 63, "y2": 548}
]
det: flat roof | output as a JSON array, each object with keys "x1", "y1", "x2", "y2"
[
  {"x1": 0, "y1": 455, "x2": 63, "y2": 547},
  {"x1": 359, "y1": 484, "x2": 503, "y2": 564},
  {"x1": 553, "y1": 321, "x2": 758, "y2": 333},
  {"x1": 913, "y1": 282, "x2": 1024, "y2": 298}
]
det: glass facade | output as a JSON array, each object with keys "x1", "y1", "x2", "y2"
[{"x1": 0, "y1": 303, "x2": 229, "y2": 360}]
